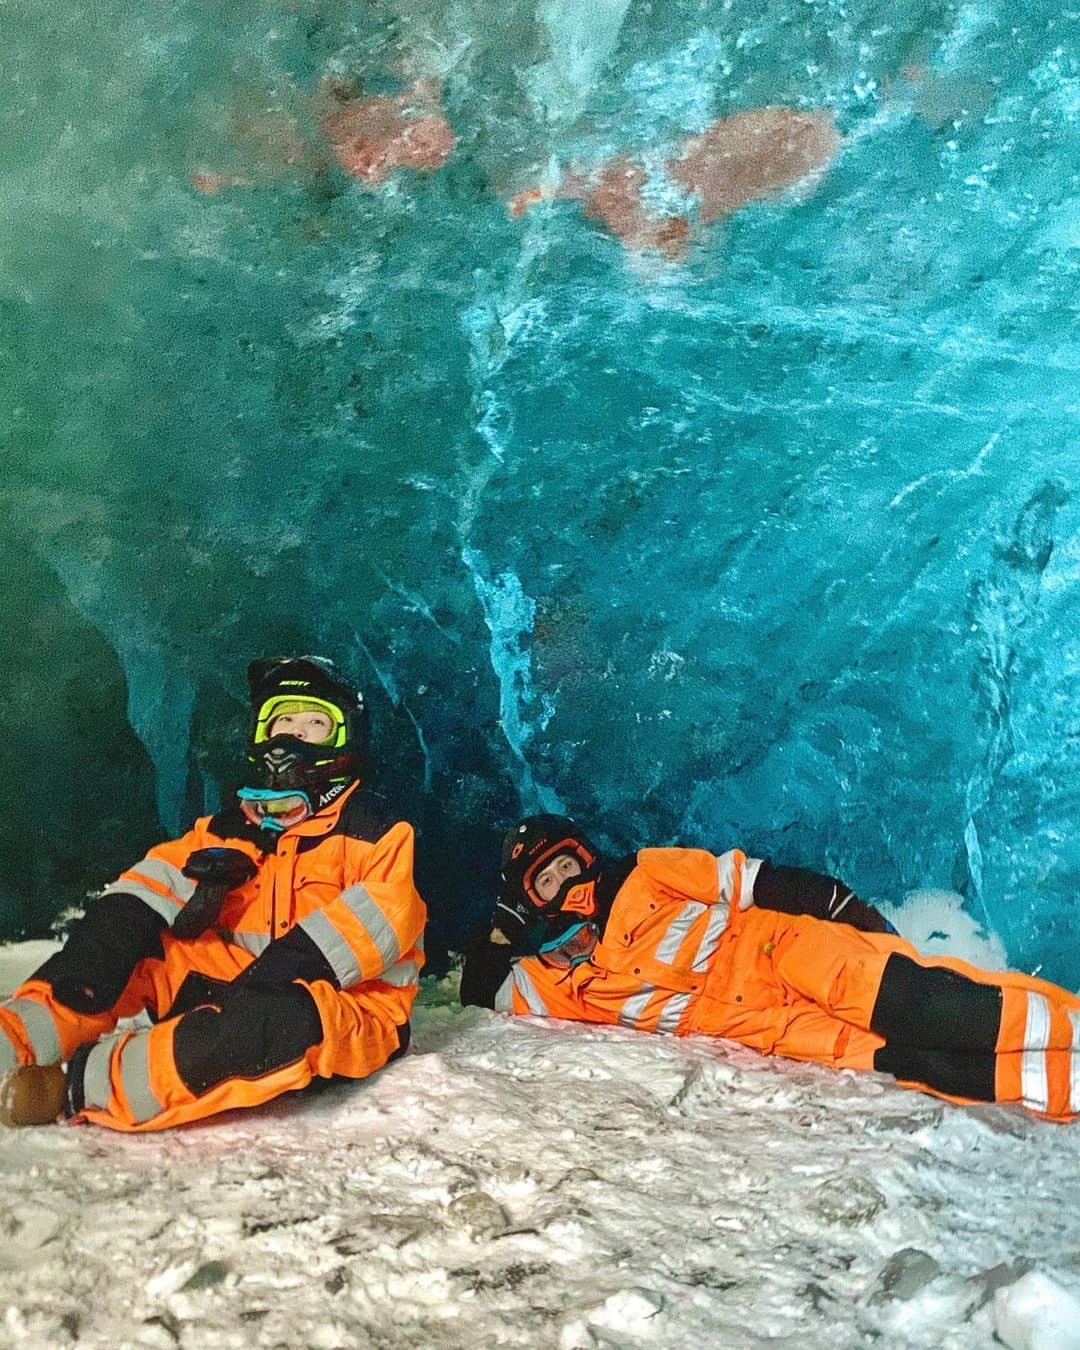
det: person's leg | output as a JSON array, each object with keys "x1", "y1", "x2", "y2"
[
  {"x1": 871, "y1": 953, "x2": 1080, "y2": 1119},
  {"x1": 70, "y1": 980, "x2": 409, "y2": 1132},
  {"x1": 0, "y1": 895, "x2": 167, "y2": 1072},
  {"x1": 772, "y1": 918, "x2": 1080, "y2": 1119}
]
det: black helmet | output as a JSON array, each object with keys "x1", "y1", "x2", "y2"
[
  {"x1": 499, "y1": 814, "x2": 600, "y2": 922},
  {"x1": 243, "y1": 656, "x2": 368, "y2": 805}
]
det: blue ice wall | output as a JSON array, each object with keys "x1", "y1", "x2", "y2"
[{"x1": 1, "y1": 1, "x2": 1077, "y2": 980}]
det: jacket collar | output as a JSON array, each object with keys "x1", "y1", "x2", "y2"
[{"x1": 281, "y1": 779, "x2": 362, "y2": 839}]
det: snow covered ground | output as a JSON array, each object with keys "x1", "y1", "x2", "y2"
[{"x1": 2, "y1": 934, "x2": 1080, "y2": 1350}]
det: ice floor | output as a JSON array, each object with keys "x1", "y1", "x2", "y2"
[{"x1": 2, "y1": 943, "x2": 1079, "y2": 1350}]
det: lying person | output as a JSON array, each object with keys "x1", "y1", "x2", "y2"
[
  {"x1": 0, "y1": 657, "x2": 425, "y2": 1131},
  {"x1": 461, "y1": 815, "x2": 1080, "y2": 1121}
]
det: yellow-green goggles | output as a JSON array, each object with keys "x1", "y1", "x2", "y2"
[{"x1": 252, "y1": 696, "x2": 347, "y2": 748}]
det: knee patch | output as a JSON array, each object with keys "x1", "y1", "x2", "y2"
[
  {"x1": 873, "y1": 1043, "x2": 997, "y2": 1101},
  {"x1": 871, "y1": 955, "x2": 1002, "y2": 1053},
  {"x1": 173, "y1": 985, "x2": 324, "y2": 1097},
  {"x1": 36, "y1": 894, "x2": 166, "y2": 1014}
]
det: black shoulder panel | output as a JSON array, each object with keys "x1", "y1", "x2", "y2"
[
  {"x1": 295, "y1": 788, "x2": 403, "y2": 854},
  {"x1": 341, "y1": 788, "x2": 401, "y2": 843},
  {"x1": 594, "y1": 854, "x2": 638, "y2": 932}
]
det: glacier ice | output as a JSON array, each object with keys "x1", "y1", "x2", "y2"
[{"x1": 0, "y1": 0, "x2": 1077, "y2": 983}]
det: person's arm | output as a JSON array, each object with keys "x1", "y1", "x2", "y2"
[
  {"x1": 459, "y1": 926, "x2": 515, "y2": 1009},
  {"x1": 97, "y1": 831, "x2": 208, "y2": 929},
  {"x1": 33, "y1": 828, "x2": 223, "y2": 1014},
  {"x1": 748, "y1": 861, "x2": 896, "y2": 934}
]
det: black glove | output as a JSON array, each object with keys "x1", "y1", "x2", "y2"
[
  {"x1": 173, "y1": 848, "x2": 259, "y2": 941},
  {"x1": 162, "y1": 929, "x2": 337, "y2": 1020},
  {"x1": 460, "y1": 927, "x2": 516, "y2": 1008}
]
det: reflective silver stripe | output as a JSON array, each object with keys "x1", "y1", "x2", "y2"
[
  {"x1": 378, "y1": 959, "x2": 421, "y2": 988},
  {"x1": 82, "y1": 1034, "x2": 123, "y2": 1111},
  {"x1": 740, "y1": 856, "x2": 764, "y2": 907},
  {"x1": 829, "y1": 886, "x2": 853, "y2": 920},
  {"x1": 1070, "y1": 1011, "x2": 1080, "y2": 1115},
  {"x1": 119, "y1": 1033, "x2": 164, "y2": 1125},
  {"x1": 300, "y1": 911, "x2": 363, "y2": 988},
  {"x1": 338, "y1": 884, "x2": 401, "y2": 974},
  {"x1": 692, "y1": 904, "x2": 730, "y2": 972},
  {"x1": 494, "y1": 973, "x2": 515, "y2": 1013},
  {"x1": 512, "y1": 964, "x2": 548, "y2": 1017},
  {"x1": 414, "y1": 929, "x2": 426, "y2": 953},
  {"x1": 102, "y1": 858, "x2": 196, "y2": 927},
  {"x1": 101, "y1": 880, "x2": 182, "y2": 925},
  {"x1": 716, "y1": 851, "x2": 740, "y2": 906},
  {"x1": 1021, "y1": 1051, "x2": 1049, "y2": 1113},
  {"x1": 0, "y1": 1028, "x2": 17, "y2": 1074},
  {"x1": 218, "y1": 930, "x2": 272, "y2": 956},
  {"x1": 619, "y1": 986, "x2": 657, "y2": 1027},
  {"x1": 1021, "y1": 994, "x2": 1051, "y2": 1112},
  {"x1": 131, "y1": 858, "x2": 197, "y2": 902},
  {"x1": 655, "y1": 903, "x2": 707, "y2": 965},
  {"x1": 7, "y1": 999, "x2": 61, "y2": 1065},
  {"x1": 656, "y1": 992, "x2": 691, "y2": 1033},
  {"x1": 1024, "y1": 992, "x2": 1051, "y2": 1050}
]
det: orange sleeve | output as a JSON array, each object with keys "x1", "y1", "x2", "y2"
[
  {"x1": 100, "y1": 824, "x2": 213, "y2": 926},
  {"x1": 296, "y1": 821, "x2": 427, "y2": 988},
  {"x1": 495, "y1": 957, "x2": 603, "y2": 1022},
  {"x1": 635, "y1": 846, "x2": 748, "y2": 907}
]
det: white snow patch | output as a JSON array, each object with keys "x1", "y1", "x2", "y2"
[
  {"x1": 884, "y1": 888, "x2": 1008, "y2": 969},
  {"x1": 994, "y1": 1270, "x2": 1080, "y2": 1350},
  {"x1": 0, "y1": 941, "x2": 61, "y2": 995},
  {"x1": 1, "y1": 941, "x2": 1078, "y2": 1349}
]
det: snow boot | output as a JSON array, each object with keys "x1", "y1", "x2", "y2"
[{"x1": 0, "y1": 1064, "x2": 68, "y2": 1127}]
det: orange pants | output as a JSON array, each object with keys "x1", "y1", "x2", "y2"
[
  {"x1": 692, "y1": 914, "x2": 1080, "y2": 1121},
  {"x1": 0, "y1": 930, "x2": 406, "y2": 1132}
]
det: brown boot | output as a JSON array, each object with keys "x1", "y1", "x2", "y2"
[{"x1": 0, "y1": 1064, "x2": 68, "y2": 1127}]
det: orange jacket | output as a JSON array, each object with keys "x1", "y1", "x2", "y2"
[
  {"x1": 496, "y1": 847, "x2": 751, "y2": 1030},
  {"x1": 102, "y1": 782, "x2": 426, "y2": 1025},
  {"x1": 493, "y1": 846, "x2": 906, "y2": 1060}
]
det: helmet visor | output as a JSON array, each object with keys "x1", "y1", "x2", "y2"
[
  {"x1": 252, "y1": 696, "x2": 347, "y2": 748},
  {"x1": 523, "y1": 838, "x2": 596, "y2": 907}
]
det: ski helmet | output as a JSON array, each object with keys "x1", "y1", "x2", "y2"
[
  {"x1": 243, "y1": 656, "x2": 368, "y2": 807},
  {"x1": 499, "y1": 814, "x2": 600, "y2": 921}
]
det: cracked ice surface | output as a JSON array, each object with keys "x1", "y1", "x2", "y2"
[
  {"x1": 1, "y1": 0, "x2": 1079, "y2": 983},
  {"x1": 3, "y1": 945, "x2": 1080, "y2": 1349}
]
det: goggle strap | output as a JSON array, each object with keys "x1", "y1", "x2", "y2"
[{"x1": 539, "y1": 921, "x2": 590, "y2": 954}]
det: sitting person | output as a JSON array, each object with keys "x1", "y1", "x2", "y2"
[
  {"x1": 0, "y1": 656, "x2": 426, "y2": 1131},
  {"x1": 462, "y1": 815, "x2": 1080, "y2": 1122}
]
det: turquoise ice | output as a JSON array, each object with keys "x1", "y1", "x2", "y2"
[{"x1": 1, "y1": 0, "x2": 1077, "y2": 980}]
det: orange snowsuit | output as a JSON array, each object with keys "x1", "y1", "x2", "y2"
[
  {"x1": 491, "y1": 848, "x2": 1080, "y2": 1121},
  {"x1": 0, "y1": 783, "x2": 425, "y2": 1131}
]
